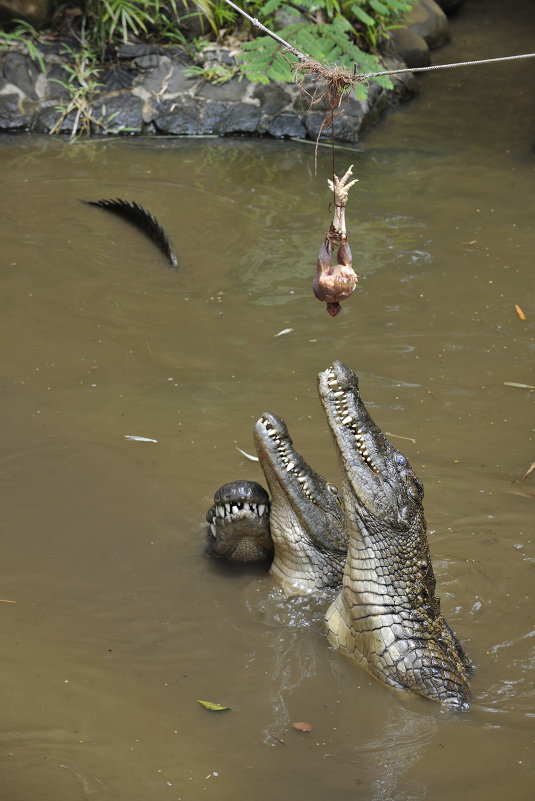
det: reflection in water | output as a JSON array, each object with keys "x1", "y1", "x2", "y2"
[
  {"x1": 358, "y1": 710, "x2": 436, "y2": 801},
  {"x1": 246, "y1": 588, "x2": 330, "y2": 745}
]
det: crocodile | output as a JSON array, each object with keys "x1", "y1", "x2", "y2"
[
  {"x1": 206, "y1": 480, "x2": 273, "y2": 562},
  {"x1": 318, "y1": 361, "x2": 471, "y2": 709},
  {"x1": 253, "y1": 413, "x2": 347, "y2": 594},
  {"x1": 206, "y1": 413, "x2": 347, "y2": 595},
  {"x1": 207, "y1": 363, "x2": 471, "y2": 709}
]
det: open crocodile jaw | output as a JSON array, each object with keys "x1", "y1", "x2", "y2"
[
  {"x1": 253, "y1": 413, "x2": 347, "y2": 595},
  {"x1": 206, "y1": 480, "x2": 272, "y2": 562},
  {"x1": 317, "y1": 361, "x2": 471, "y2": 710},
  {"x1": 317, "y1": 361, "x2": 423, "y2": 527}
]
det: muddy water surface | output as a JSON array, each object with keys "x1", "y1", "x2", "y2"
[{"x1": 1, "y1": 1, "x2": 535, "y2": 799}]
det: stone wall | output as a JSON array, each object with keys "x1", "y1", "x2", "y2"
[{"x1": 0, "y1": 0, "x2": 457, "y2": 141}]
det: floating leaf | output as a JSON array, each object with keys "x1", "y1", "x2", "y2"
[
  {"x1": 197, "y1": 700, "x2": 230, "y2": 712},
  {"x1": 504, "y1": 382, "x2": 535, "y2": 390},
  {"x1": 275, "y1": 328, "x2": 294, "y2": 337},
  {"x1": 515, "y1": 304, "x2": 526, "y2": 320},
  {"x1": 292, "y1": 721, "x2": 313, "y2": 732},
  {"x1": 385, "y1": 431, "x2": 416, "y2": 445},
  {"x1": 236, "y1": 446, "x2": 259, "y2": 462}
]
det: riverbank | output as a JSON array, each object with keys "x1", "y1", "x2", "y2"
[{"x1": 0, "y1": 0, "x2": 454, "y2": 141}]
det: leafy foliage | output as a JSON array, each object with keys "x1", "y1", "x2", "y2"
[
  {"x1": 0, "y1": 18, "x2": 46, "y2": 73},
  {"x1": 48, "y1": 41, "x2": 105, "y2": 138},
  {"x1": 0, "y1": 0, "x2": 416, "y2": 123},
  {"x1": 84, "y1": 0, "x2": 188, "y2": 53},
  {"x1": 237, "y1": 0, "x2": 415, "y2": 95}
]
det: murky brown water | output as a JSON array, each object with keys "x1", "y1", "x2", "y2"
[{"x1": 1, "y1": 1, "x2": 534, "y2": 799}]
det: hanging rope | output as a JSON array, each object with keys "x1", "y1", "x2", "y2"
[
  {"x1": 222, "y1": 0, "x2": 535, "y2": 314},
  {"x1": 362, "y1": 51, "x2": 535, "y2": 79},
  {"x1": 223, "y1": 0, "x2": 535, "y2": 80},
  {"x1": 223, "y1": 0, "x2": 535, "y2": 174}
]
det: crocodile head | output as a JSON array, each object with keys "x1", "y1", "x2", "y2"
[
  {"x1": 318, "y1": 361, "x2": 425, "y2": 537},
  {"x1": 253, "y1": 413, "x2": 347, "y2": 595},
  {"x1": 318, "y1": 361, "x2": 471, "y2": 709},
  {"x1": 206, "y1": 480, "x2": 273, "y2": 562}
]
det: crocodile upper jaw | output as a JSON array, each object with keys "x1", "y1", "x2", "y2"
[{"x1": 253, "y1": 413, "x2": 347, "y2": 594}]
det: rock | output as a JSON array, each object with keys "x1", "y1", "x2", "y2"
[
  {"x1": 0, "y1": 89, "x2": 26, "y2": 128},
  {"x1": 0, "y1": 0, "x2": 56, "y2": 28},
  {"x1": 259, "y1": 112, "x2": 307, "y2": 139},
  {"x1": 201, "y1": 99, "x2": 261, "y2": 135},
  {"x1": 389, "y1": 27, "x2": 431, "y2": 68},
  {"x1": 197, "y1": 45, "x2": 236, "y2": 67},
  {"x1": 45, "y1": 62, "x2": 72, "y2": 99},
  {"x1": 435, "y1": 0, "x2": 465, "y2": 13},
  {"x1": 153, "y1": 96, "x2": 202, "y2": 135},
  {"x1": 2, "y1": 51, "x2": 41, "y2": 99},
  {"x1": 134, "y1": 54, "x2": 162, "y2": 71},
  {"x1": 0, "y1": 26, "x2": 429, "y2": 141},
  {"x1": 92, "y1": 91, "x2": 145, "y2": 134},
  {"x1": 133, "y1": 57, "x2": 194, "y2": 97},
  {"x1": 32, "y1": 100, "x2": 70, "y2": 133},
  {"x1": 405, "y1": 0, "x2": 450, "y2": 49},
  {"x1": 103, "y1": 65, "x2": 135, "y2": 92},
  {"x1": 252, "y1": 83, "x2": 293, "y2": 115},
  {"x1": 196, "y1": 75, "x2": 255, "y2": 102},
  {"x1": 117, "y1": 44, "x2": 164, "y2": 60}
]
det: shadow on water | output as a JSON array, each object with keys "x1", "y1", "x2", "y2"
[{"x1": 1, "y1": 0, "x2": 534, "y2": 798}]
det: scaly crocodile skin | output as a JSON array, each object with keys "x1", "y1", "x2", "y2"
[{"x1": 318, "y1": 361, "x2": 471, "y2": 709}]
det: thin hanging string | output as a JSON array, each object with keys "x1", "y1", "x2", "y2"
[
  {"x1": 362, "y1": 51, "x2": 535, "y2": 79},
  {"x1": 223, "y1": 0, "x2": 308, "y2": 62},
  {"x1": 331, "y1": 108, "x2": 336, "y2": 206},
  {"x1": 223, "y1": 0, "x2": 535, "y2": 200}
]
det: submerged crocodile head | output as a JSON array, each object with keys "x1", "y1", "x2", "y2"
[
  {"x1": 253, "y1": 413, "x2": 347, "y2": 595},
  {"x1": 206, "y1": 480, "x2": 273, "y2": 562},
  {"x1": 318, "y1": 361, "x2": 471, "y2": 709}
]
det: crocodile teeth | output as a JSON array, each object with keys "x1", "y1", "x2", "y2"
[
  {"x1": 243, "y1": 502, "x2": 250, "y2": 511},
  {"x1": 232, "y1": 505, "x2": 239, "y2": 514},
  {"x1": 342, "y1": 414, "x2": 353, "y2": 425},
  {"x1": 210, "y1": 523, "x2": 216, "y2": 537},
  {"x1": 217, "y1": 506, "x2": 225, "y2": 518},
  {"x1": 258, "y1": 504, "x2": 265, "y2": 517},
  {"x1": 286, "y1": 461, "x2": 295, "y2": 472}
]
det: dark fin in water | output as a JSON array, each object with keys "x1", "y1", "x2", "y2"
[{"x1": 84, "y1": 198, "x2": 178, "y2": 268}]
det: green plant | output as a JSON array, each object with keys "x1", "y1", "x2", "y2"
[
  {"x1": 234, "y1": 0, "x2": 416, "y2": 95},
  {"x1": 347, "y1": 0, "x2": 413, "y2": 48},
  {"x1": 149, "y1": 0, "x2": 187, "y2": 43},
  {"x1": 0, "y1": 18, "x2": 47, "y2": 73},
  {"x1": 89, "y1": 0, "x2": 152, "y2": 44},
  {"x1": 49, "y1": 41, "x2": 105, "y2": 138},
  {"x1": 185, "y1": 60, "x2": 237, "y2": 82}
]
